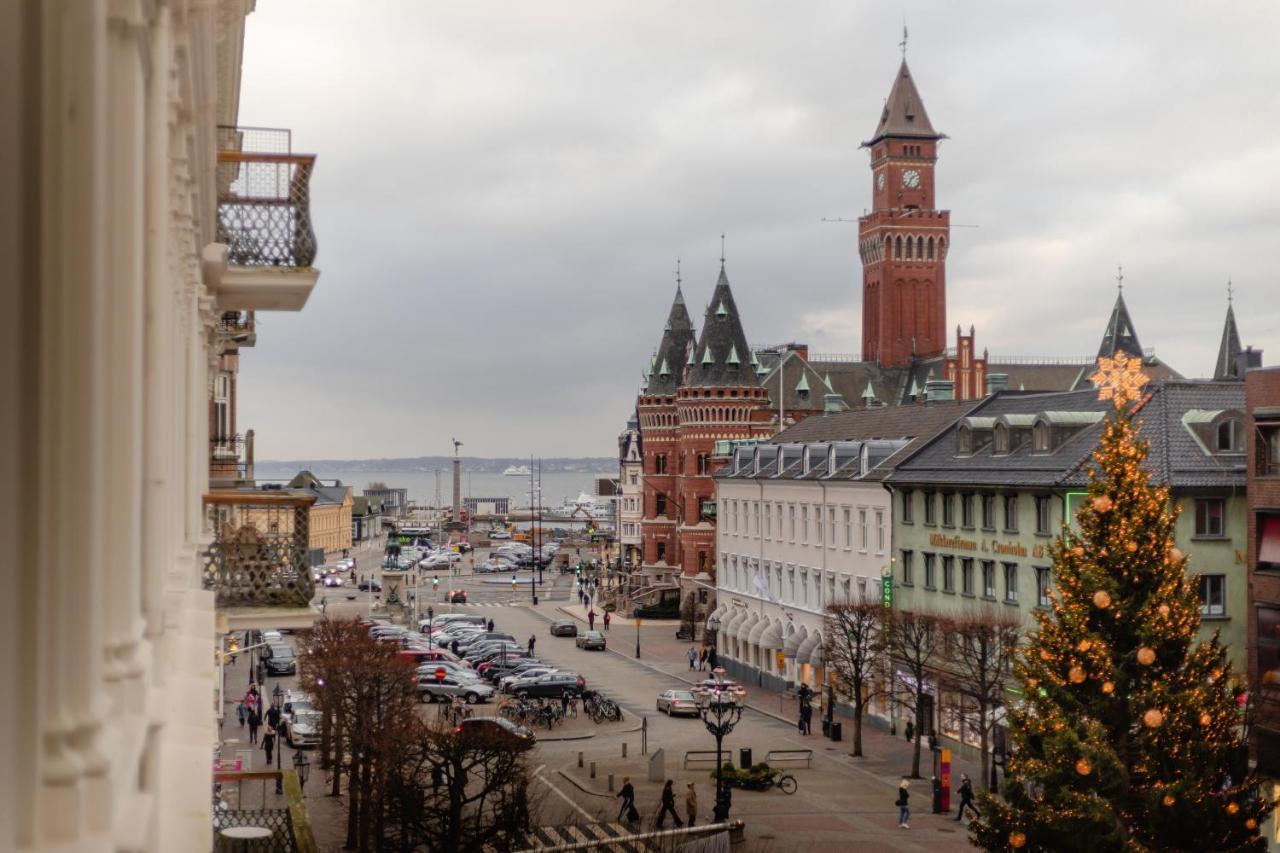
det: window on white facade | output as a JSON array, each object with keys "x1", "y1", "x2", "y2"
[
  {"x1": 815, "y1": 506, "x2": 824, "y2": 544},
  {"x1": 875, "y1": 510, "x2": 885, "y2": 553},
  {"x1": 801, "y1": 506, "x2": 809, "y2": 544},
  {"x1": 789, "y1": 505, "x2": 796, "y2": 542},
  {"x1": 859, "y1": 509, "x2": 868, "y2": 551},
  {"x1": 765, "y1": 504, "x2": 772, "y2": 538},
  {"x1": 828, "y1": 508, "x2": 836, "y2": 548},
  {"x1": 800, "y1": 571, "x2": 808, "y2": 605},
  {"x1": 788, "y1": 569, "x2": 795, "y2": 602},
  {"x1": 843, "y1": 509, "x2": 852, "y2": 547}
]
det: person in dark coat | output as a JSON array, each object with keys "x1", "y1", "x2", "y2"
[
  {"x1": 896, "y1": 777, "x2": 911, "y2": 828},
  {"x1": 261, "y1": 726, "x2": 276, "y2": 766},
  {"x1": 656, "y1": 780, "x2": 683, "y2": 829},
  {"x1": 616, "y1": 776, "x2": 636, "y2": 822},
  {"x1": 487, "y1": 618, "x2": 495, "y2": 632},
  {"x1": 247, "y1": 706, "x2": 262, "y2": 745},
  {"x1": 528, "y1": 635, "x2": 536, "y2": 655},
  {"x1": 707, "y1": 648, "x2": 718, "y2": 670},
  {"x1": 800, "y1": 702, "x2": 813, "y2": 735},
  {"x1": 904, "y1": 719, "x2": 914, "y2": 743},
  {"x1": 954, "y1": 773, "x2": 979, "y2": 821},
  {"x1": 588, "y1": 610, "x2": 596, "y2": 631}
]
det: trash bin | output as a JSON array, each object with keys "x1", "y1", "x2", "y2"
[
  {"x1": 830, "y1": 722, "x2": 842, "y2": 742},
  {"x1": 739, "y1": 748, "x2": 752, "y2": 769},
  {"x1": 821, "y1": 719, "x2": 831, "y2": 737}
]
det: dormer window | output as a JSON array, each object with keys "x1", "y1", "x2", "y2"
[
  {"x1": 993, "y1": 424, "x2": 1010, "y2": 455},
  {"x1": 1033, "y1": 422, "x2": 1051, "y2": 454},
  {"x1": 1216, "y1": 419, "x2": 1242, "y2": 453},
  {"x1": 957, "y1": 426, "x2": 973, "y2": 455}
]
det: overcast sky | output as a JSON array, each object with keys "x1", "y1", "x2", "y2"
[{"x1": 236, "y1": 1, "x2": 1280, "y2": 461}]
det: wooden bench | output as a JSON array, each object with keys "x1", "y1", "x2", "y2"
[
  {"x1": 683, "y1": 751, "x2": 722, "y2": 770},
  {"x1": 764, "y1": 749, "x2": 813, "y2": 769}
]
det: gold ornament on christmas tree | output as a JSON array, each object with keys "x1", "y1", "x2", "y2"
[
  {"x1": 1009, "y1": 831, "x2": 1027, "y2": 849},
  {"x1": 1200, "y1": 712, "x2": 1212, "y2": 726},
  {"x1": 1101, "y1": 680, "x2": 1115, "y2": 694},
  {"x1": 1075, "y1": 757, "x2": 1092, "y2": 775},
  {"x1": 1069, "y1": 666, "x2": 1086, "y2": 684},
  {"x1": 1227, "y1": 802, "x2": 1240, "y2": 815},
  {"x1": 1126, "y1": 540, "x2": 1138, "y2": 552},
  {"x1": 1144, "y1": 708, "x2": 1164, "y2": 728},
  {"x1": 1157, "y1": 604, "x2": 1170, "y2": 618},
  {"x1": 1169, "y1": 547, "x2": 1183, "y2": 563},
  {"x1": 1093, "y1": 590, "x2": 1112, "y2": 609},
  {"x1": 1162, "y1": 794, "x2": 1176, "y2": 807},
  {"x1": 1093, "y1": 495, "x2": 1114, "y2": 513},
  {"x1": 1090, "y1": 351, "x2": 1149, "y2": 408},
  {"x1": 1138, "y1": 647, "x2": 1156, "y2": 665}
]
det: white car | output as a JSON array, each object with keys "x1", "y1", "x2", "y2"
[{"x1": 489, "y1": 530, "x2": 512, "y2": 540}]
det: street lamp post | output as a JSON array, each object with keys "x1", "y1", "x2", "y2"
[
  {"x1": 698, "y1": 666, "x2": 743, "y2": 823},
  {"x1": 272, "y1": 685, "x2": 284, "y2": 794},
  {"x1": 292, "y1": 749, "x2": 311, "y2": 794}
]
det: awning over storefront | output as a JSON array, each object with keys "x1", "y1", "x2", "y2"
[
  {"x1": 722, "y1": 608, "x2": 747, "y2": 639},
  {"x1": 748, "y1": 615, "x2": 769, "y2": 645},
  {"x1": 809, "y1": 640, "x2": 825, "y2": 665},
  {"x1": 796, "y1": 630, "x2": 820, "y2": 661},
  {"x1": 732, "y1": 611, "x2": 758, "y2": 641},
  {"x1": 783, "y1": 626, "x2": 806, "y2": 656},
  {"x1": 705, "y1": 604, "x2": 727, "y2": 630},
  {"x1": 759, "y1": 621, "x2": 782, "y2": 649},
  {"x1": 1262, "y1": 516, "x2": 1280, "y2": 565}
]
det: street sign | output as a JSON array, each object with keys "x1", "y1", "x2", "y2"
[
  {"x1": 881, "y1": 574, "x2": 893, "y2": 608},
  {"x1": 775, "y1": 650, "x2": 786, "y2": 670}
]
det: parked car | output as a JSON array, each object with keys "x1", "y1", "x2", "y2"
[
  {"x1": 418, "y1": 676, "x2": 495, "y2": 705},
  {"x1": 262, "y1": 644, "x2": 296, "y2": 676},
  {"x1": 500, "y1": 667, "x2": 558, "y2": 693},
  {"x1": 512, "y1": 672, "x2": 585, "y2": 700},
  {"x1": 656, "y1": 689, "x2": 700, "y2": 717},
  {"x1": 358, "y1": 579, "x2": 382, "y2": 592},
  {"x1": 282, "y1": 707, "x2": 322, "y2": 747},
  {"x1": 448, "y1": 589, "x2": 468, "y2": 604},
  {"x1": 456, "y1": 716, "x2": 535, "y2": 750},
  {"x1": 415, "y1": 662, "x2": 484, "y2": 683},
  {"x1": 489, "y1": 529, "x2": 512, "y2": 540},
  {"x1": 473, "y1": 562, "x2": 505, "y2": 574},
  {"x1": 549, "y1": 620, "x2": 578, "y2": 638},
  {"x1": 575, "y1": 631, "x2": 606, "y2": 651},
  {"x1": 483, "y1": 658, "x2": 541, "y2": 682}
]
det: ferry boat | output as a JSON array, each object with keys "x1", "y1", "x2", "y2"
[{"x1": 503, "y1": 464, "x2": 532, "y2": 476}]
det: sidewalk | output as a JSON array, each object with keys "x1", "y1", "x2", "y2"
[{"x1": 554, "y1": 603, "x2": 992, "y2": 803}]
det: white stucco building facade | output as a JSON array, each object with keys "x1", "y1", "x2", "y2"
[{"x1": 1, "y1": 2, "x2": 319, "y2": 850}]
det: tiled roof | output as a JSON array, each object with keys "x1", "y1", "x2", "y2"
[
  {"x1": 644, "y1": 286, "x2": 696, "y2": 395},
  {"x1": 866, "y1": 60, "x2": 940, "y2": 144},
  {"x1": 689, "y1": 266, "x2": 756, "y2": 388}
]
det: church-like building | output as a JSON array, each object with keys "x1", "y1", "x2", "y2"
[{"x1": 621, "y1": 54, "x2": 1241, "y2": 619}]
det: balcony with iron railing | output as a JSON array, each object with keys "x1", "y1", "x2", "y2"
[
  {"x1": 204, "y1": 126, "x2": 320, "y2": 312},
  {"x1": 212, "y1": 768, "x2": 316, "y2": 852},
  {"x1": 218, "y1": 310, "x2": 257, "y2": 347},
  {"x1": 210, "y1": 433, "x2": 253, "y2": 485},
  {"x1": 203, "y1": 489, "x2": 317, "y2": 614}
]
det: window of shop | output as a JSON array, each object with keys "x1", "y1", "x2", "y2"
[
  {"x1": 962, "y1": 558, "x2": 974, "y2": 596},
  {"x1": 942, "y1": 556, "x2": 955, "y2": 593},
  {"x1": 924, "y1": 553, "x2": 937, "y2": 589},
  {"x1": 1003, "y1": 563, "x2": 1019, "y2": 603},
  {"x1": 982, "y1": 561, "x2": 996, "y2": 599},
  {"x1": 1035, "y1": 567, "x2": 1051, "y2": 608}
]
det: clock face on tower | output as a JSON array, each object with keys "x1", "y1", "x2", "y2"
[
  {"x1": 876, "y1": 172, "x2": 885, "y2": 191},
  {"x1": 902, "y1": 169, "x2": 921, "y2": 189}
]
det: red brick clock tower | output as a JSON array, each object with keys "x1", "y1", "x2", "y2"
[{"x1": 858, "y1": 60, "x2": 950, "y2": 367}]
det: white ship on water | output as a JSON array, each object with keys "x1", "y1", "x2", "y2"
[{"x1": 502, "y1": 464, "x2": 532, "y2": 476}]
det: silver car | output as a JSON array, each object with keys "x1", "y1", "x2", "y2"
[
  {"x1": 283, "y1": 708, "x2": 322, "y2": 747},
  {"x1": 418, "y1": 675, "x2": 494, "y2": 705},
  {"x1": 656, "y1": 689, "x2": 700, "y2": 717}
]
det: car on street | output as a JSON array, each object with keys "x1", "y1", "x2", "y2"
[
  {"x1": 418, "y1": 675, "x2": 494, "y2": 705},
  {"x1": 456, "y1": 717, "x2": 535, "y2": 750},
  {"x1": 656, "y1": 689, "x2": 700, "y2": 717},
  {"x1": 448, "y1": 589, "x2": 468, "y2": 603},
  {"x1": 282, "y1": 707, "x2": 322, "y2": 747},
  {"x1": 322, "y1": 575, "x2": 343, "y2": 588},
  {"x1": 575, "y1": 631, "x2": 606, "y2": 651},
  {"x1": 499, "y1": 667, "x2": 558, "y2": 693},
  {"x1": 483, "y1": 658, "x2": 542, "y2": 682},
  {"x1": 549, "y1": 620, "x2": 578, "y2": 638},
  {"x1": 473, "y1": 561, "x2": 506, "y2": 574},
  {"x1": 489, "y1": 529, "x2": 511, "y2": 540},
  {"x1": 262, "y1": 643, "x2": 296, "y2": 676},
  {"x1": 357, "y1": 579, "x2": 382, "y2": 592},
  {"x1": 415, "y1": 662, "x2": 484, "y2": 684},
  {"x1": 512, "y1": 672, "x2": 585, "y2": 700}
]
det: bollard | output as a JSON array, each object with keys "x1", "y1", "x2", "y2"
[
  {"x1": 578, "y1": 751, "x2": 583, "y2": 768},
  {"x1": 622, "y1": 742, "x2": 628, "y2": 758},
  {"x1": 608, "y1": 774, "x2": 615, "y2": 792},
  {"x1": 590, "y1": 761, "x2": 596, "y2": 779}
]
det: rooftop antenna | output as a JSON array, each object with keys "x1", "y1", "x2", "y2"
[
  {"x1": 1115, "y1": 265, "x2": 1124, "y2": 292},
  {"x1": 899, "y1": 21, "x2": 909, "y2": 60},
  {"x1": 676, "y1": 257, "x2": 682, "y2": 287},
  {"x1": 1227, "y1": 278, "x2": 1233, "y2": 304},
  {"x1": 719, "y1": 233, "x2": 726, "y2": 266},
  {"x1": 451, "y1": 437, "x2": 462, "y2": 458}
]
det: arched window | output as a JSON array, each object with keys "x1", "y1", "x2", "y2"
[
  {"x1": 884, "y1": 236, "x2": 892, "y2": 260},
  {"x1": 938, "y1": 237, "x2": 946, "y2": 259},
  {"x1": 1033, "y1": 422, "x2": 1051, "y2": 453},
  {"x1": 957, "y1": 426, "x2": 973, "y2": 455},
  {"x1": 927, "y1": 237, "x2": 935, "y2": 260},
  {"x1": 994, "y1": 424, "x2": 1010, "y2": 455},
  {"x1": 895, "y1": 236, "x2": 903, "y2": 259},
  {"x1": 905, "y1": 236, "x2": 913, "y2": 260},
  {"x1": 917, "y1": 236, "x2": 925, "y2": 259}
]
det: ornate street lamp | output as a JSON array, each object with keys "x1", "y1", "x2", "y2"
[
  {"x1": 272, "y1": 685, "x2": 284, "y2": 794},
  {"x1": 292, "y1": 749, "x2": 311, "y2": 793},
  {"x1": 697, "y1": 666, "x2": 743, "y2": 823}
]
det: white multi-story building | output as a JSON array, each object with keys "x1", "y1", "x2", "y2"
[
  {"x1": 2, "y1": 3, "x2": 320, "y2": 850},
  {"x1": 618, "y1": 416, "x2": 644, "y2": 566},
  {"x1": 710, "y1": 403, "x2": 973, "y2": 696}
]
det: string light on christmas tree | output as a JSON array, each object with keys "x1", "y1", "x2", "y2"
[
  {"x1": 1157, "y1": 604, "x2": 1170, "y2": 618},
  {"x1": 1093, "y1": 495, "x2": 1114, "y2": 513},
  {"x1": 1162, "y1": 794, "x2": 1176, "y2": 807},
  {"x1": 1101, "y1": 680, "x2": 1115, "y2": 694},
  {"x1": 1227, "y1": 802, "x2": 1240, "y2": 815}
]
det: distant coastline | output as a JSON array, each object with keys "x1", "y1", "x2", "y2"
[{"x1": 253, "y1": 456, "x2": 615, "y2": 475}]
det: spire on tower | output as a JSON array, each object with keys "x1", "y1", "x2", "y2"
[
  {"x1": 1097, "y1": 280, "x2": 1144, "y2": 361},
  {"x1": 644, "y1": 280, "x2": 696, "y2": 395},
  {"x1": 865, "y1": 57, "x2": 941, "y2": 145},
  {"x1": 1213, "y1": 282, "x2": 1244, "y2": 381}
]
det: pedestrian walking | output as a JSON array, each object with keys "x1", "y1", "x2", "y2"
[
  {"x1": 896, "y1": 778, "x2": 911, "y2": 828},
  {"x1": 707, "y1": 648, "x2": 718, "y2": 670},
  {"x1": 603, "y1": 611, "x2": 611, "y2": 632},
  {"x1": 800, "y1": 703, "x2": 813, "y2": 735},
  {"x1": 236, "y1": 701, "x2": 246, "y2": 727},
  {"x1": 588, "y1": 610, "x2": 596, "y2": 631},
  {"x1": 954, "y1": 773, "x2": 979, "y2": 822},
  {"x1": 487, "y1": 618, "x2": 495, "y2": 632},
  {"x1": 905, "y1": 719, "x2": 914, "y2": 743},
  {"x1": 685, "y1": 782, "x2": 698, "y2": 827},
  {"x1": 617, "y1": 776, "x2": 637, "y2": 822},
  {"x1": 262, "y1": 727, "x2": 276, "y2": 766},
  {"x1": 560, "y1": 692, "x2": 570, "y2": 717},
  {"x1": 265, "y1": 703, "x2": 281, "y2": 732},
  {"x1": 528, "y1": 635, "x2": 536, "y2": 655},
  {"x1": 698, "y1": 648, "x2": 707, "y2": 671},
  {"x1": 687, "y1": 646, "x2": 697, "y2": 670},
  {"x1": 656, "y1": 780, "x2": 684, "y2": 829},
  {"x1": 247, "y1": 706, "x2": 262, "y2": 745}
]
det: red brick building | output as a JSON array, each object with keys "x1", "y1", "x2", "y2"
[{"x1": 1245, "y1": 357, "x2": 1280, "y2": 774}]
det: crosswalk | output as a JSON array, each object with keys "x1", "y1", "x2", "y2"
[{"x1": 519, "y1": 821, "x2": 654, "y2": 852}]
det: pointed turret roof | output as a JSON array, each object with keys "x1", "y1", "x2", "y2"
[
  {"x1": 1097, "y1": 291, "x2": 1144, "y2": 360},
  {"x1": 644, "y1": 285, "x2": 696, "y2": 395},
  {"x1": 1213, "y1": 300, "x2": 1244, "y2": 381},
  {"x1": 691, "y1": 265, "x2": 756, "y2": 388},
  {"x1": 866, "y1": 60, "x2": 941, "y2": 145}
]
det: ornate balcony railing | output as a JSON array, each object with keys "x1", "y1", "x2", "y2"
[
  {"x1": 218, "y1": 310, "x2": 256, "y2": 341},
  {"x1": 212, "y1": 769, "x2": 316, "y2": 852},
  {"x1": 217, "y1": 126, "x2": 317, "y2": 269},
  {"x1": 204, "y1": 490, "x2": 317, "y2": 608}
]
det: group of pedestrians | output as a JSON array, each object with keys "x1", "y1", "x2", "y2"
[
  {"x1": 893, "y1": 772, "x2": 978, "y2": 830},
  {"x1": 686, "y1": 646, "x2": 716, "y2": 671},
  {"x1": 235, "y1": 683, "x2": 284, "y2": 766},
  {"x1": 616, "y1": 778, "x2": 698, "y2": 829}
]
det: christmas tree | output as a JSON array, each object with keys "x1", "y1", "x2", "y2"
[{"x1": 972, "y1": 354, "x2": 1273, "y2": 852}]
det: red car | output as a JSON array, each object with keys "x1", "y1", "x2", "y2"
[{"x1": 448, "y1": 589, "x2": 468, "y2": 603}]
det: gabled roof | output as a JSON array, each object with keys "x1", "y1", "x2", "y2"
[
  {"x1": 690, "y1": 265, "x2": 756, "y2": 388},
  {"x1": 644, "y1": 285, "x2": 696, "y2": 396},
  {"x1": 866, "y1": 60, "x2": 941, "y2": 145},
  {"x1": 1213, "y1": 301, "x2": 1244, "y2": 381},
  {"x1": 1097, "y1": 291, "x2": 1144, "y2": 359}
]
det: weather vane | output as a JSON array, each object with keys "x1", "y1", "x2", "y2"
[
  {"x1": 1227, "y1": 278, "x2": 1233, "y2": 304},
  {"x1": 899, "y1": 23, "x2": 908, "y2": 59},
  {"x1": 1115, "y1": 264, "x2": 1124, "y2": 292},
  {"x1": 1090, "y1": 352, "x2": 1149, "y2": 409},
  {"x1": 675, "y1": 257, "x2": 682, "y2": 287},
  {"x1": 719, "y1": 233, "x2": 726, "y2": 265}
]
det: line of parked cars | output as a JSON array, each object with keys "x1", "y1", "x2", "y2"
[{"x1": 473, "y1": 542, "x2": 558, "y2": 573}]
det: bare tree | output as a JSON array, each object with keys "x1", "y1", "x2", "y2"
[
  {"x1": 680, "y1": 592, "x2": 698, "y2": 641},
  {"x1": 943, "y1": 608, "x2": 1019, "y2": 791},
  {"x1": 382, "y1": 718, "x2": 539, "y2": 852},
  {"x1": 888, "y1": 609, "x2": 947, "y2": 778},
  {"x1": 822, "y1": 601, "x2": 887, "y2": 757}
]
